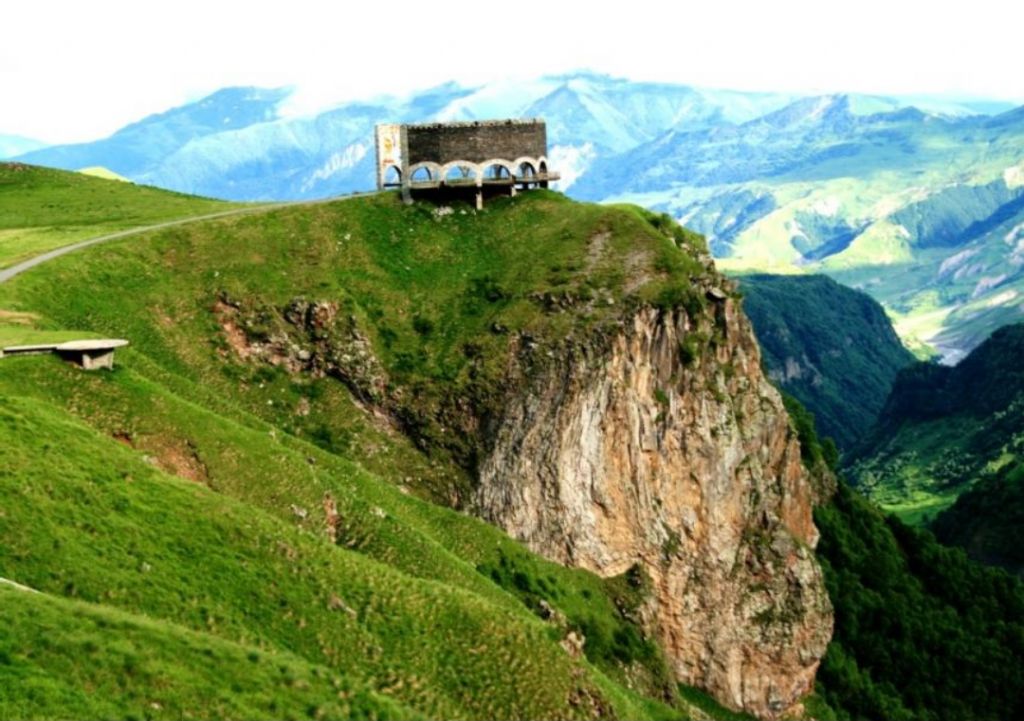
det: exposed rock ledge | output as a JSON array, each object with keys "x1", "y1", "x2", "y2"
[{"x1": 474, "y1": 299, "x2": 833, "y2": 719}]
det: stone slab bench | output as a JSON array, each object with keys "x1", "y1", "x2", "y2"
[{"x1": 0, "y1": 339, "x2": 129, "y2": 370}]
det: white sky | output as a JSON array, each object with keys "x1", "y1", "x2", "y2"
[{"x1": 3, "y1": 0, "x2": 1023, "y2": 144}]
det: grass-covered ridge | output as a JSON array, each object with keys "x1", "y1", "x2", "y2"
[
  {"x1": 739, "y1": 273, "x2": 915, "y2": 451},
  {"x1": 0, "y1": 585, "x2": 419, "y2": 721},
  {"x1": 0, "y1": 162, "x2": 240, "y2": 269},
  {"x1": 848, "y1": 322, "x2": 1024, "y2": 523},
  {"x1": 0, "y1": 189, "x2": 709, "y2": 502},
  {"x1": 0, "y1": 179, "x2": 721, "y2": 719},
  {"x1": 0, "y1": 389, "x2": 664, "y2": 719}
]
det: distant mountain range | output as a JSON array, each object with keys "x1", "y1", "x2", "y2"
[
  {"x1": 12, "y1": 75, "x2": 808, "y2": 200},
  {"x1": 581, "y1": 93, "x2": 1024, "y2": 363},
  {"x1": 14, "y1": 73, "x2": 1015, "y2": 203},
  {"x1": 9, "y1": 72, "x2": 1024, "y2": 360},
  {"x1": 0, "y1": 133, "x2": 47, "y2": 159}
]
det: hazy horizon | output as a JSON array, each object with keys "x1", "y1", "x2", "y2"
[{"x1": 4, "y1": 0, "x2": 1024, "y2": 144}]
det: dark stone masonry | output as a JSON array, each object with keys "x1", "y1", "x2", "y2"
[{"x1": 375, "y1": 119, "x2": 558, "y2": 208}]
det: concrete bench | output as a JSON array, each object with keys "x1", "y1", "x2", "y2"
[{"x1": 1, "y1": 338, "x2": 129, "y2": 370}]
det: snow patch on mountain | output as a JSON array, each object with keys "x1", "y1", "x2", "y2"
[
  {"x1": 973, "y1": 275, "x2": 1009, "y2": 299},
  {"x1": 986, "y1": 289, "x2": 1019, "y2": 307},
  {"x1": 811, "y1": 196, "x2": 841, "y2": 217},
  {"x1": 938, "y1": 248, "x2": 979, "y2": 277},
  {"x1": 1004, "y1": 162, "x2": 1024, "y2": 189},
  {"x1": 808, "y1": 96, "x2": 840, "y2": 121},
  {"x1": 1005, "y1": 221, "x2": 1024, "y2": 244},
  {"x1": 302, "y1": 143, "x2": 368, "y2": 191},
  {"x1": 433, "y1": 77, "x2": 558, "y2": 122}
]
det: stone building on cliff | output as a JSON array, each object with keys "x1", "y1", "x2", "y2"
[{"x1": 374, "y1": 119, "x2": 558, "y2": 208}]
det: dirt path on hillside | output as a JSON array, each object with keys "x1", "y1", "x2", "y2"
[
  {"x1": 0, "y1": 192, "x2": 376, "y2": 284},
  {"x1": 0, "y1": 576, "x2": 39, "y2": 593}
]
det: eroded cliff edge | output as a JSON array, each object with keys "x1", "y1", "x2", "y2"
[
  {"x1": 215, "y1": 196, "x2": 835, "y2": 719},
  {"x1": 474, "y1": 296, "x2": 833, "y2": 719}
]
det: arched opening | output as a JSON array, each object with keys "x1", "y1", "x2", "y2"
[
  {"x1": 410, "y1": 165, "x2": 434, "y2": 183},
  {"x1": 517, "y1": 162, "x2": 536, "y2": 178},
  {"x1": 383, "y1": 165, "x2": 402, "y2": 186},
  {"x1": 482, "y1": 163, "x2": 513, "y2": 181},
  {"x1": 443, "y1": 164, "x2": 478, "y2": 185},
  {"x1": 538, "y1": 160, "x2": 548, "y2": 175}
]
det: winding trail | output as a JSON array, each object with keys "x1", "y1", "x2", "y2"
[
  {"x1": 0, "y1": 576, "x2": 39, "y2": 593},
  {"x1": 0, "y1": 192, "x2": 373, "y2": 284}
]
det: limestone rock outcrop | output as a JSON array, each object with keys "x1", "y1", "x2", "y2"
[{"x1": 473, "y1": 297, "x2": 833, "y2": 719}]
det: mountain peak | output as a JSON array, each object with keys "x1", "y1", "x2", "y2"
[{"x1": 753, "y1": 94, "x2": 852, "y2": 130}]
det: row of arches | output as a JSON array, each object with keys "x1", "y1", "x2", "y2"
[{"x1": 383, "y1": 156, "x2": 550, "y2": 186}]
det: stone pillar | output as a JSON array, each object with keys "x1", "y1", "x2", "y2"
[
  {"x1": 82, "y1": 349, "x2": 115, "y2": 370},
  {"x1": 475, "y1": 189, "x2": 484, "y2": 210}
]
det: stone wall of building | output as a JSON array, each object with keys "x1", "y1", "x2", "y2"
[{"x1": 405, "y1": 120, "x2": 547, "y2": 165}]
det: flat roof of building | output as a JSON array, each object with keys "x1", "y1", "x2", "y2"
[{"x1": 401, "y1": 118, "x2": 545, "y2": 130}]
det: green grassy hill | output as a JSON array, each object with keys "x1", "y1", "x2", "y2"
[
  {"x1": 0, "y1": 162, "x2": 241, "y2": 269},
  {"x1": 847, "y1": 323, "x2": 1024, "y2": 523},
  {"x1": 738, "y1": 274, "x2": 915, "y2": 451},
  {"x1": 0, "y1": 583, "x2": 418, "y2": 721},
  {"x1": 0, "y1": 388, "x2": 667, "y2": 720},
  {"x1": 2, "y1": 165, "x2": 1022, "y2": 720},
  {"x1": 0, "y1": 172, "x2": 716, "y2": 720}
]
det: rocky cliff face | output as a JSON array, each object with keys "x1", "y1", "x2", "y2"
[
  {"x1": 219, "y1": 277, "x2": 834, "y2": 720},
  {"x1": 474, "y1": 295, "x2": 833, "y2": 719}
]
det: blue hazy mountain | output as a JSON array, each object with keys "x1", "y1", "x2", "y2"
[
  {"x1": 0, "y1": 134, "x2": 47, "y2": 159},
  {"x1": 12, "y1": 73, "x2": 803, "y2": 199},
  {"x1": 14, "y1": 72, "x2": 1012, "y2": 203},
  {"x1": 16, "y1": 87, "x2": 292, "y2": 182}
]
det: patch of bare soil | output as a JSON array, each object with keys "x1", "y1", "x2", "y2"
[
  {"x1": 212, "y1": 300, "x2": 254, "y2": 359},
  {"x1": 152, "y1": 439, "x2": 209, "y2": 484},
  {"x1": 585, "y1": 230, "x2": 610, "y2": 270}
]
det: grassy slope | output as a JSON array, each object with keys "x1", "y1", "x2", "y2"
[
  {"x1": 0, "y1": 389, "x2": 655, "y2": 721},
  {"x1": 848, "y1": 323, "x2": 1024, "y2": 523},
  {"x1": 0, "y1": 189, "x2": 705, "y2": 503},
  {"x1": 0, "y1": 162, "x2": 240, "y2": 269},
  {"x1": 7, "y1": 167, "x2": 1021, "y2": 720},
  {"x1": 0, "y1": 585, "x2": 417, "y2": 721},
  {"x1": 738, "y1": 274, "x2": 914, "y2": 451},
  {"x1": 0, "y1": 181, "x2": 723, "y2": 719}
]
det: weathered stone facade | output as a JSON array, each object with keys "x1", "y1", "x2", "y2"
[
  {"x1": 374, "y1": 119, "x2": 558, "y2": 207},
  {"x1": 405, "y1": 120, "x2": 547, "y2": 165}
]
